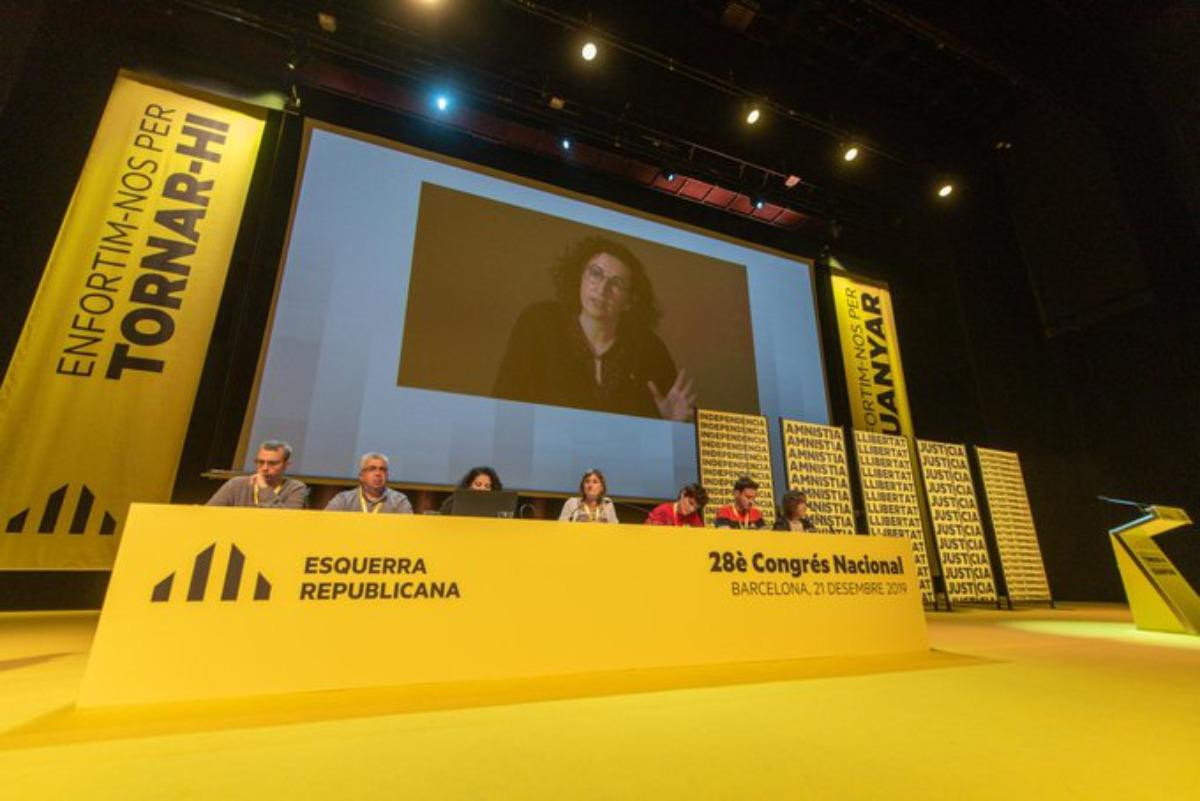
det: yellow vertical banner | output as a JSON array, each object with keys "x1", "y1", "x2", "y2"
[
  {"x1": 829, "y1": 270, "x2": 914, "y2": 436},
  {"x1": 0, "y1": 71, "x2": 265, "y2": 570},
  {"x1": 973, "y1": 447, "x2": 1052, "y2": 604},
  {"x1": 779, "y1": 419, "x2": 856, "y2": 534},
  {"x1": 695, "y1": 409, "x2": 776, "y2": 528}
]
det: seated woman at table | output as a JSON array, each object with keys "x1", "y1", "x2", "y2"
[
  {"x1": 439, "y1": 466, "x2": 503, "y2": 515},
  {"x1": 559, "y1": 469, "x2": 619, "y2": 524},
  {"x1": 773, "y1": 489, "x2": 816, "y2": 532}
]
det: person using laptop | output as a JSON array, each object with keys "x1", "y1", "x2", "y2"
[
  {"x1": 440, "y1": 466, "x2": 504, "y2": 515},
  {"x1": 325, "y1": 452, "x2": 413, "y2": 514}
]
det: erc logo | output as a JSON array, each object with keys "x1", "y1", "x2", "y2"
[
  {"x1": 5, "y1": 484, "x2": 118, "y2": 536},
  {"x1": 152, "y1": 542, "x2": 271, "y2": 603}
]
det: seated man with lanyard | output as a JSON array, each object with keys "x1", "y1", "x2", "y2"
[
  {"x1": 206, "y1": 440, "x2": 309, "y2": 508},
  {"x1": 645, "y1": 483, "x2": 708, "y2": 527},
  {"x1": 713, "y1": 476, "x2": 766, "y2": 530},
  {"x1": 325, "y1": 452, "x2": 413, "y2": 514}
]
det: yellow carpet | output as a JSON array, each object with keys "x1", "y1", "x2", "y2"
[{"x1": 1, "y1": 604, "x2": 1197, "y2": 799}]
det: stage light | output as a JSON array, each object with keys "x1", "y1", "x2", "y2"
[
  {"x1": 753, "y1": 197, "x2": 766, "y2": 210},
  {"x1": 745, "y1": 106, "x2": 761, "y2": 125},
  {"x1": 434, "y1": 94, "x2": 450, "y2": 112},
  {"x1": 561, "y1": 137, "x2": 572, "y2": 150},
  {"x1": 663, "y1": 169, "x2": 677, "y2": 182},
  {"x1": 937, "y1": 183, "x2": 954, "y2": 198},
  {"x1": 548, "y1": 96, "x2": 567, "y2": 111},
  {"x1": 317, "y1": 11, "x2": 337, "y2": 33},
  {"x1": 581, "y1": 41, "x2": 598, "y2": 61},
  {"x1": 842, "y1": 145, "x2": 859, "y2": 162},
  {"x1": 784, "y1": 174, "x2": 801, "y2": 188}
]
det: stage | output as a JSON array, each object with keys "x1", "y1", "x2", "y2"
[{"x1": 2, "y1": 604, "x2": 1197, "y2": 799}]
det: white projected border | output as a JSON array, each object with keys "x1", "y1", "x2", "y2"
[{"x1": 245, "y1": 123, "x2": 829, "y2": 498}]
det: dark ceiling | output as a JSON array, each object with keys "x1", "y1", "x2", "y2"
[{"x1": 121, "y1": 0, "x2": 1163, "y2": 232}]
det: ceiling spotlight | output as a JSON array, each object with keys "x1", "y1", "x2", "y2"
[
  {"x1": 561, "y1": 137, "x2": 572, "y2": 150},
  {"x1": 784, "y1": 174, "x2": 801, "y2": 188},
  {"x1": 745, "y1": 106, "x2": 761, "y2": 125},
  {"x1": 581, "y1": 41, "x2": 598, "y2": 61},
  {"x1": 548, "y1": 96, "x2": 567, "y2": 111},
  {"x1": 937, "y1": 183, "x2": 954, "y2": 198},
  {"x1": 843, "y1": 145, "x2": 859, "y2": 162},
  {"x1": 317, "y1": 11, "x2": 337, "y2": 33}
]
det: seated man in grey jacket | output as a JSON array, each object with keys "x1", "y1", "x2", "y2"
[
  {"x1": 206, "y1": 440, "x2": 309, "y2": 508},
  {"x1": 325, "y1": 452, "x2": 413, "y2": 514}
]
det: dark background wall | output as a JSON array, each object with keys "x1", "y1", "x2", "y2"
[{"x1": 1, "y1": 1, "x2": 1196, "y2": 608}]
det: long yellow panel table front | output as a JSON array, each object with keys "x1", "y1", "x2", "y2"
[{"x1": 79, "y1": 504, "x2": 929, "y2": 707}]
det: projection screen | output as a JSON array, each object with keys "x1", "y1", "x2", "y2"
[{"x1": 238, "y1": 122, "x2": 830, "y2": 500}]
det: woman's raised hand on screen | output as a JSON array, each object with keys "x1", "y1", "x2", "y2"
[{"x1": 648, "y1": 370, "x2": 696, "y2": 422}]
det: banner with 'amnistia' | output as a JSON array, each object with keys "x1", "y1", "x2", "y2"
[{"x1": 0, "y1": 71, "x2": 265, "y2": 569}]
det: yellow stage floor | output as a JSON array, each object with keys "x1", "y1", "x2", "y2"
[{"x1": 2, "y1": 604, "x2": 1198, "y2": 799}]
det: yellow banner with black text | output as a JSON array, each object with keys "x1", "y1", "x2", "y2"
[
  {"x1": 829, "y1": 270, "x2": 914, "y2": 436},
  {"x1": 0, "y1": 72, "x2": 265, "y2": 570},
  {"x1": 79, "y1": 506, "x2": 928, "y2": 707}
]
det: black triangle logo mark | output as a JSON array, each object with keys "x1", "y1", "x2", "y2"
[
  {"x1": 151, "y1": 543, "x2": 270, "y2": 603},
  {"x1": 6, "y1": 509, "x2": 28, "y2": 534},
  {"x1": 3, "y1": 484, "x2": 119, "y2": 536}
]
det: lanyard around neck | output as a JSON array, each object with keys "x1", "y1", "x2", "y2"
[
  {"x1": 358, "y1": 486, "x2": 384, "y2": 514},
  {"x1": 731, "y1": 506, "x2": 751, "y2": 529},
  {"x1": 252, "y1": 482, "x2": 281, "y2": 507}
]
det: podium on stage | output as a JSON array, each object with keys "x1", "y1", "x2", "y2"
[{"x1": 1106, "y1": 501, "x2": 1200, "y2": 635}]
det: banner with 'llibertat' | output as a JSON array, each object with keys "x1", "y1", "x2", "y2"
[
  {"x1": 829, "y1": 270, "x2": 914, "y2": 436},
  {"x1": 0, "y1": 71, "x2": 265, "y2": 570},
  {"x1": 853, "y1": 430, "x2": 935, "y2": 605}
]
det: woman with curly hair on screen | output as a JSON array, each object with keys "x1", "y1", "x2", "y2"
[{"x1": 494, "y1": 236, "x2": 694, "y2": 420}]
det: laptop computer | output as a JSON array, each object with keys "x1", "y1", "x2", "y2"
[{"x1": 449, "y1": 489, "x2": 519, "y2": 518}]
